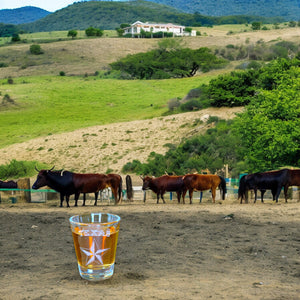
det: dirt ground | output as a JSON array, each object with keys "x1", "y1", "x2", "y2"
[{"x1": 0, "y1": 198, "x2": 299, "y2": 300}]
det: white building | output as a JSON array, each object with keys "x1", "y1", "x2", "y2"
[{"x1": 123, "y1": 21, "x2": 196, "y2": 37}]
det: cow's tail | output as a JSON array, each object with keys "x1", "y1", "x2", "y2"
[
  {"x1": 126, "y1": 175, "x2": 133, "y2": 201},
  {"x1": 117, "y1": 176, "x2": 123, "y2": 203},
  {"x1": 238, "y1": 175, "x2": 246, "y2": 202},
  {"x1": 218, "y1": 175, "x2": 227, "y2": 200}
]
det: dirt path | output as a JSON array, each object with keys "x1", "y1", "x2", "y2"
[{"x1": 0, "y1": 201, "x2": 299, "y2": 299}]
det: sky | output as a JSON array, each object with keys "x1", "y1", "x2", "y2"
[{"x1": 0, "y1": 0, "x2": 78, "y2": 12}]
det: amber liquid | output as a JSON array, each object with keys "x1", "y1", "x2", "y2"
[{"x1": 72, "y1": 231, "x2": 119, "y2": 269}]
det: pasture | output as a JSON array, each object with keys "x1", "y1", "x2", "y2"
[
  {"x1": 0, "y1": 202, "x2": 299, "y2": 299},
  {"x1": 0, "y1": 75, "x2": 210, "y2": 147}
]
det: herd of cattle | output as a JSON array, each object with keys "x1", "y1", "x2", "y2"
[{"x1": 0, "y1": 168, "x2": 299, "y2": 206}]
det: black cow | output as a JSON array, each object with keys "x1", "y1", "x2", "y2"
[
  {"x1": 32, "y1": 168, "x2": 76, "y2": 207},
  {"x1": 0, "y1": 180, "x2": 18, "y2": 189},
  {"x1": 238, "y1": 169, "x2": 290, "y2": 203}
]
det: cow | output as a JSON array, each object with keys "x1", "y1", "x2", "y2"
[
  {"x1": 32, "y1": 168, "x2": 122, "y2": 207},
  {"x1": 141, "y1": 175, "x2": 185, "y2": 204}
]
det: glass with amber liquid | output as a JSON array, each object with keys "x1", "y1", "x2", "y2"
[{"x1": 69, "y1": 213, "x2": 121, "y2": 281}]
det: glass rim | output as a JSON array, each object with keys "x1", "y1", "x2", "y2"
[{"x1": 69, "y1": 212, "x2": 121, "y2": 226}]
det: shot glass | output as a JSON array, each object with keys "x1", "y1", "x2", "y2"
[{"x1": 69, "y1": 213, "x2": 121, "y2": 281}]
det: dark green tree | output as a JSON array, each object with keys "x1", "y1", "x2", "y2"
[
  {"x1": 29, "y1": 44, "x2": 43, "y2": 55},
  {"x1": 110, "y1": 47, "x2": 227, "y2": 79},
  {"x1": 11, "y1": 33, "x2": 20, "y2": 42},
  {"x1": 67, "y1": 29, "x2": 78, "y2": 39},
  {"x1": 251, "y1": 21, "x2": 262, "y2": 30},
  {"x1": 85, "y1": 27, "x2": 103, "y2": 37}
]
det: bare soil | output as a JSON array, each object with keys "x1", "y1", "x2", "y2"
[{"x1": 0, "y1": 201, "x2": 299, "y2": 300}]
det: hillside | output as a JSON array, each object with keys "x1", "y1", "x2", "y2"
[
  {"x1": 21, "y1": 1, "x2": 183, "y2": 32},
  {"x1": 0, "y1": 6, "x2": 50, "y2": 25},
  {"x1": 0, "y1": 26, "x2": 299, "y2": 178},
  {"x1": 149, "y1": 0, "x2": 300, "y2": 20},
  {"x1": 1, "y1": 26, "x2": 299, "y2": 79},
  {"x1": 0, "y1": 107, "x2": 242, "y2": 179},
  {"x1": 19, "y1": 0, "x2": 283, "y2": 32}
]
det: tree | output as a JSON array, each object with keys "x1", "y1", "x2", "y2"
[
  {"x1": 110, "y1": 47, "x2": 227, "y2": 79},
  {"x1": 233, "y1": 66, "x2": 300, "y2": 172},
  {"x1": 29, "y1": 44, "x2": 43, "y2": 55},
  {"x1": 185, "y1": 27, "x2": 192, "y2": 36},
  {"x1": 116, "y1": 28, "x2": 124, "y2": 37},
  {"x1": 67, "y1": 29, "x2": 78, "y2": 39},
  {"x1": 251, "y1": 21, "x2": 261, "y2": 30},
  {"x1": 85, "y1": 27, "x2": 103, "y2": 37},
  {"x1": 11, "y1": 33, "x2": 20, "y2": 42}
]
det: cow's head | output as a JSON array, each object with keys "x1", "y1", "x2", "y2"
[
  {"x1": 32, "y1": 166, "x2": 54, "y2": 189},
  {"x1": 141, "y1": 176, "x2": 153, "y2": 190}
]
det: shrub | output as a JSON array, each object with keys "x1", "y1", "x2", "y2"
[
  {"x1": 11, "y1": 33, "x2": 20, "y2": 42},
  {"x1": 0, "y1": 159, "x2": 39, "y2": 180},
  {"x1": 85, "y1": 27, "x2": 103, "y2": 37},
  {"x1": 30, "y1": 44, "x2": 43, "y2": 55},
  {"x1": 67, "y1": 30, "x2": 78, "y2": 39}
]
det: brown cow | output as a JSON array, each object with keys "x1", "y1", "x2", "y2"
[
  {"x1": 141, "y1": 175, "x2": 185, "y2": 204},
  {"x1": 182, "y1": 174, "x2": 227, "y2": 204}
]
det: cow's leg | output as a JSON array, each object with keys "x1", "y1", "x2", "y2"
[
  {"x1": 82, "y1": 193, "x2": 86, "y2": 206},
  {"x1": 156, "y1": 193, "x2": 160, "y2": 204},
  {"x1": 176, "y1": 191, "x2": 181, "y2": 203},
  {"x1": 260, "y1": 190, "x2": 266, "y2": 203},
  {"x1": 189, "y1": 189, "x2": 193, "y2": 204},
  {"x1": 182, "y1": 189, "x2": 187, "y2": 204},
  {"x1": 66, "y1": 195, "x2": 70, "y2": 208},
  {"x1": 211, "y1": 188, "x2": 216, "y2": 203},
  {"x1": 245, "y1": 189, "x2": 249, "y2": 204},
  {"x1": 254, "y1": 189, "x2": 258, "y2": 203},
  {"x1": 284, "y1": 185, "x2": 289, "y2": 203},
  {"x1": 161, "y1": 192, "x2": 166, "y2": 204},
  {"x1": 74, "y1": 193, "x2": 80, "y2": 207},
  {"x1": 275, "y1": 186, "x2": 282, "y2": 203},
  {"x1": 59, "y1": 193, "x2": 64, "y2": 207},
  {"x1": 94, "y1": 192, "x2": 98, "y2": 206}
]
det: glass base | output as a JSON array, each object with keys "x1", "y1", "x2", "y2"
[{"x1": 78, "y1": 264, "x2": 114, "y2": 281}]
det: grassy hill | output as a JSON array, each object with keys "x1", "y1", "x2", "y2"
[{"x1": 20, "y1": 0, "x2": 283, "y2": 32}]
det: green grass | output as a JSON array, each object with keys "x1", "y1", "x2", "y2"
[
  {"x1": 0, "y1": 30, "x2": 118, "y2": 46},
  {"x1": 0, "y1": 75, "x2": 213, "y2": 148}
]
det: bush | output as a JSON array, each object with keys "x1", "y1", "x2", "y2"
[
  {"x1": 67, "y1": 30, "x2": 77, "y2": 39},
  {"x1": 30, "y1": 44, "x2": 43, "y2": 55},
  {"x1": 85, "y1": 27, "x2": 103, "y2": 37},
  {"x1": 0, "y1": 159, "x2": 39, "y2": 180},
  {"x1": 11, "y1": 33, "x2": 20, "y2": 42}
]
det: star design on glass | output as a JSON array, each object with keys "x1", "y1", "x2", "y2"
[{"x1": 80, "y1": 239, "x2": 109, "y2": 265}]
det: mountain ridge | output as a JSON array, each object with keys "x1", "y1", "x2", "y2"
[{"x1": 0, "y1": 6, "x2": 50, "y2": 25}]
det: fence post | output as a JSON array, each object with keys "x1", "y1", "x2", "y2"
[{"x1": 17, "y1": 178, "x2": 31, "y2": 203}]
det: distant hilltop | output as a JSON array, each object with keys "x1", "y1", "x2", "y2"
[
  {"x1": 0, "y1": 0, "x2": 299, "y2": 30},
  {"x1": 0, "y1": 6, "x2": 50, "y2": 25},
  {"x1": 149, "y1": 0, "x2": 300, "y2": 20}
]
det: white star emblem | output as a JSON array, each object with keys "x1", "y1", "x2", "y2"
[{"x1": 80, "y1": 239, "x2": 109, "y2": 265}]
